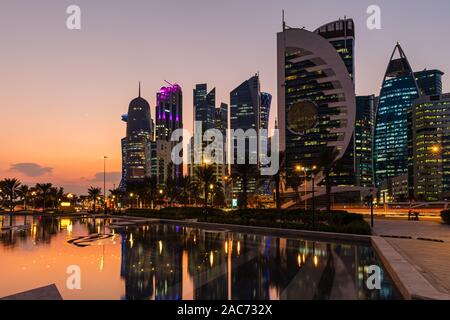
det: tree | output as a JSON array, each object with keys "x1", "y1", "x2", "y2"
[
  {"x1": 233, "y1": 164, "x2": 256, "y2": 210},
  {"x1": 1, "y1": 178, "x2": 21, "y2": 213},
  {"x1": 17, "y1": 185, "x2": 30, "y2": 211},
  {"x1": 196, "y1": 165, "x2": 216, "y2": 208},
  {"x1": 88, "y1": 187, "x2": 102, "y2": 213},
  {"x1": 109, "y1": 188, "x2": 124, "y2": 210},
  {"x1": 178, "y1": 175, "x2": 194, "y2": 206},
  {"x1": 319, "y1": 148, "x2": 340, "y2": 215},
  {"x1": 273, "y1": 151, "x2": 286, "y2": 210},
  {"x1": 144, "y1": 176, "x2": 157, "y2": 208},
  {"x1": 36, "y1": 183, "x2": 53, "y2": 212}
]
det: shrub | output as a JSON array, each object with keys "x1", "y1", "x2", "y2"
[
  {"x1": 441, "y1": 210, "x2": 450, "y2": 224},
  {"x1": 125, "y1": 207, "x2": 371, "y2": 235}
]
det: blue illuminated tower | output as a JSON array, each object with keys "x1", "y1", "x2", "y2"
[{"x1": 374, "y1": 43, "x2": 419, "y2": 187}]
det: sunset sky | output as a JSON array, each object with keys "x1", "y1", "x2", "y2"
[{"x1": 1, "y1": 0, "x2": 450, "y2": 194}]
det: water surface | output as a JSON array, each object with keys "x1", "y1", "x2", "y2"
[{"x1": 0, "y1": 215, "x2": 400, "y2": 300}]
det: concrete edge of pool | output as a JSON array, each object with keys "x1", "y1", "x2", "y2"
[{"x1": 371, "y1": 237, "x2": 450, "y2": 300}]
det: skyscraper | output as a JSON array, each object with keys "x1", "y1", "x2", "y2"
[
  {"x1": 194, "y1": 84, "x2": 216, "y2": 132},
  {"x1": 260, "y1": 92, "x2": 272, "y2": 131},
  {"x1": 414, "y1": 69, "x2": 444, "y2": 96},
  {"x1": 412, "y1": 93, "x2": 450, "y2": 201},
  {"x1": 277, "y1": 20, "x2": 356, "y2": 200},
  {"x1": 315, "y1": 19, "x2": 356, "y2": 187},
  {"x1": 155, "y1": 83, "x2": 183, "y2": 184},
  {"x1": 230, "y1": 75, "x2": 261, "y2": 201},
  {"x1": 121, "y1": 84, "x2": 153, "y2": 190},
  {"x1": 374, "y1": 43, "x2": 419, "y2": 187},
  {"x1": 191, "y1": 84, "x2": 228, "y2": 185},
  {"x1": 355, "y1": 95, "x2": 376, "y2": 188}
]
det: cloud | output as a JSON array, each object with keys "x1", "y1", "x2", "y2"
[
  {"x1": 85, "y1": 172, "x2": 122, "y2": 183},
  {"x1": 10, "y1": 163, "x2": 53, "y2": 177}
]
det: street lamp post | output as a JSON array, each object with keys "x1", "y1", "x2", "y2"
[
  {"x1": 129, "y1": 193, "x2": 134, "y2": 209},
  {"x1": 311, "y1": 168, "x2": 317, "y2": 230},
  {"x1": 103, "y1": 156, "x2": 108, "y2": 214},
  {"x1": 209, "y1": 184, "x2": 214, "y2": 207},
  {"x1": 296, "y1": 165, "x2": 311, "y2": 211}
]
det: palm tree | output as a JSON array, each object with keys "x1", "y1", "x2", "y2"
[
  {"x1": 18, "y1": 185, "x2": 30, "y2": 211},
  {"x1": 2, "y1": 178, "x2": 21, "y2": 213},
  {"x1": 233, "y1": 164, "x2": 255, "y2": 210},
  {"x1": 274, "y1": 151, "x2": 286, "y2": 210},
  {"x1": 109, "y1": 188, "x2": 124, "y2": 211},
  {"x1": 178, "y1": 175, "x2": 193, "y2": 206},
  {"x1": 88, "y1": 187, "x2": 102, "y2": 213},
  {"x1": 319, "y1": 148, "x2": 340, "y2": 215},
  {"x1": 1, "y1": 178, "x2": 21, "y2": 227},
  {"x1": 196, "y1": 165, "x2": 216, "y2": 208},
  {"x1": 36, "y1": 183, "x2": 53, "y2": 212}
]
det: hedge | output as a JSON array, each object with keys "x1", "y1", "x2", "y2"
[{"x1": 125, "y1": 207, "x2": 371, "y2": 235}]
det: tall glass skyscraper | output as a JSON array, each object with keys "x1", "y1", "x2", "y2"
[
  {"x1": 191, "y1": 84, "x2": 227, "y2": 185},
  {"x1": 374, "y1": 43, "x2": 419, "y2": 187},
  {"x1": 315, "y1": 19, "x2": 356, "y2": 187},
  {"x1": 155, "y1": 83, "x2": 183, "y2": 184},
  {"x1": 260, "y1": 92, "x2": 272, "y2": 131},
  {"x1": 121, "y1": 84, "x2": 153, "y2": 190},
  {"x1": 277, "y1": 20, "x2": 356, "y2": 192},
  {"x1": 412, "y1": 93, "x2": 450, "y2": 201},
  {"x1": 355, "y1": 95, "x2": 376, "y2": 187},
  {"x1": 414, "y1": 69, "x2": 444, "y2": 96},
  {"x1": 194, "y1": 84, "x2": 216, "y2": 132},
  {"x1": 230, "y1": 75, "x2": 261, "y2": 201}
]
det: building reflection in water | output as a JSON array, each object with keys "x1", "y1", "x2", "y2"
[
  {"x1": 117, "y1": 224, "x2": 399, "y2": 300},
  {"x1": 0, "y1": 216, "x2": 400, "y2": 300}
]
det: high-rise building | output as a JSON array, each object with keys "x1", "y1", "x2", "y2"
[
  {"x1": 260, "y1": 93, "x2": 272, "y2": 131},
  {"x1": 412, "y1": 93, "x2": 450, "y2": 201},
  {"x1": 214, "y1": 103, "x2": 228, "y2": 182},
  {"x1": 230, "y1": 75, "x2": 261, "y2": 201},
  {"x1": 194, "y1": 84, "x2": 216, "y2": 132},
  {"x1": 215, "y1": 103, "x2": 228, "y2": 136},
  {"x1": 191, "y1": 84, "x2": 228, "y2": 185},
  {"x1": 156, "y1": 83, "x2": 183, "y2": 140},
  {"x1": 277, "y1": 20, "x2": 356, "y2": 200},
  {"x1": 315, "y1": 19, "x2": 356, "y2": 187},
  {"x1": 414, "y1": 69, "x2": 444, "y2": 96},
  {"x1": 374, "y1": 43, "x2": 419, "y2": 187},
  {"x1": 155, "y1": 83, "x2": 183, "y2": 185},
  {"x1": 120, "y1": 84, "x2": 153, "y2": 190},
  {"x1": 355, "y1": 95, "x2": 376, "y2": 188}
]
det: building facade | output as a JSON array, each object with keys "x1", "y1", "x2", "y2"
[
  {"x1": 414, "y1": 69, "x2": 444, "y2": 96},
  {"x1": 277, "y1": 21, "x2": 356, "y2": 198},
  {"x1": 120, "y1": 84, "x2": 153, "y2": 190},
  {"x1": 230, "y1": 75, "x2": 261, "y2": 202},
  {"x1": 412, "y1": 94, "x2": 450, "y2": 201},
  {"x1": 374, "y1": 43, "x2": 419, "y2": 187},
  {"x1": 155, "y1": 83, "x2": 183, "y2": 185},
  {"x1": 355, "y1": 95, "x2": 376, "y2": 188}
]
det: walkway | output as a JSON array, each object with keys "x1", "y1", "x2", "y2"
[{"x1": 371, "y1": 219, "x2": 450, "y2": 296}]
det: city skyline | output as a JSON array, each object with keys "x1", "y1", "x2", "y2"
[{"x1": 2, "y1": 0, "x2": 450, "y2": 194}]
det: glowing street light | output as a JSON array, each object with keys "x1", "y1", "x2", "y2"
[{"x1": 431, "y1": 145, "x2": 441, "y2": 154}]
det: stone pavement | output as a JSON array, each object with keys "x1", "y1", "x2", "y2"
[{"x1": 371, "y1": 219, "x2": 450, "y2": 296}]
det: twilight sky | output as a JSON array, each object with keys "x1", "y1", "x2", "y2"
[{"x1": 1, "y1": 0, "x2": 450, "y2": 194}]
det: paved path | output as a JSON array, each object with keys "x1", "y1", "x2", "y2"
[{"x1": 371, "y1": 219, "x2": 450, "y2": 295}]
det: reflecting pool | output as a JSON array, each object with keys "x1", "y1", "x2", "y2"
[{"x1": 0, "y1": 215, "x2": 400, "y2": 300}]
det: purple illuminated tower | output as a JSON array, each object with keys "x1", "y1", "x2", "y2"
[{"x1": 155, "y1": 82, "x2": 183, "y2": 184}]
